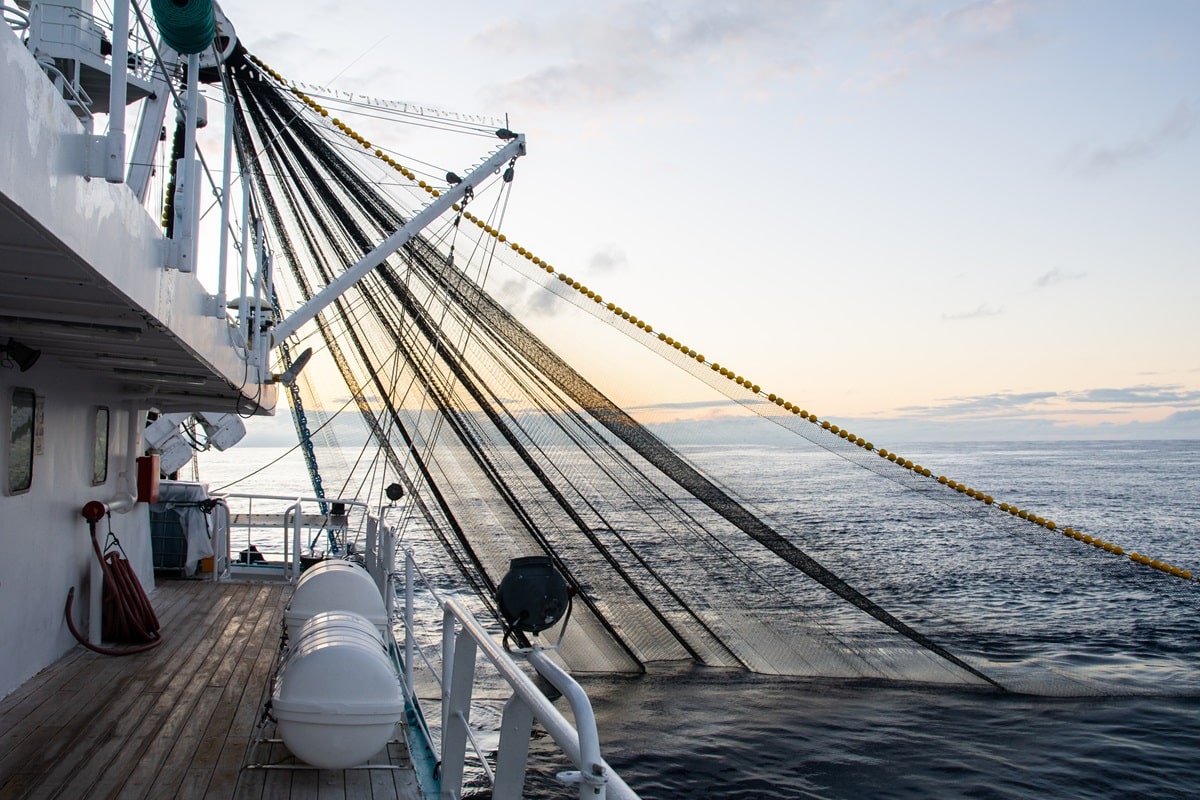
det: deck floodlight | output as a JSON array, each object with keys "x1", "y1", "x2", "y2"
[
  {"x1": 385, "y1": 483, "x2": 404, "y2": 502},
  {"x1": 497, "y1": 556, "x2": 569, "y2": 635},
  {"x1": 0, "y1": 338, "x2": 41, "y2": 372}
]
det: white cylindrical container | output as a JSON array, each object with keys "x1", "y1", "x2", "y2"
[
  {"x1": 272, "y1": 611, "x2": 405, "y2": 769},
  {"x1": 284, "y1": 559, "x2": 388, "y2": 639}
]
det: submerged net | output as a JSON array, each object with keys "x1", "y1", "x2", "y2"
[{"x1": 224, "y1": 50, "x2": 1198, "y2": 695}]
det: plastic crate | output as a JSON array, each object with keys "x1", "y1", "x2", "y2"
[{"x1": 150, "y1": 507, "x2": 187, "y2": 572}]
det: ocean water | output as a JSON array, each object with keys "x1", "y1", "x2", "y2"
[{"x1": 199, "y1": 439, "x2": 1200, "y2": 799}]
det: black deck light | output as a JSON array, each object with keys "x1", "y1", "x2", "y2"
[
  {"x1": 497, "y1": 556, "x2": 570, "y2": 642},
  {"x1": 385, "y1": 482, "x2": 404, "y2": 503},
  {"x1": 0, "y1": 338, "x2": 41, "y2": 372}
]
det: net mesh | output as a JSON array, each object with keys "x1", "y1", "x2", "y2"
[{"x1": 224, "y1": 50, "x2": 1197, "y2": 694}]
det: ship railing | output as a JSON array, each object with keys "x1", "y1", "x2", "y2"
[
  {"x1": 212, "y1": 493, "x2": 374, "y2": 583},
  {"x1": 26, "y1": 1, "x2": 158, "y2": 82},
  {"x1": 34, "y1": 55, "x2": 92, "y2": 116},
  {"x1": 395, "y1": 548, "x2": 641, "y2": 800},
  {"x1": 3, "y1": 2, "x2": 30, "y2": 32}
]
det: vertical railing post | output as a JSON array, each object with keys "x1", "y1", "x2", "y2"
[
  {"x1": 493, "y1": 695, "x2": 535, "y2": 799},
  {"x1": 441, "y1": 607, "x2": 455, "y2": 741},
  {"x1": 168, "y1": 52, "x2": 202, "y2": 271},
  {"x1": 439, "y1": 626, "x2": 478, "y2": 799},
  {"x1": 365, "y1": 514, "x2": 380, "y2": 589},
  {"x1": 215, "y1": 73, "x2": 235, "y2": 315},
  {"x1": 404, "y1": 549, "x2": 415, "y2": 690},
  {"x1": 528, "y1": 650, "x2": 609, "y2": 800},
  {"x1": 238, "y1": 191, "x2": 251, "y2": 349},
  {"x1": 105, "y1": 0, "x2": 129, "y2": 183},
  {"x1": 249, "y1": 218, "x2": 265, "y2": 365},
  {"x1": 210, "y1": 500, "x2": 225, "y2": 582},
  {"x1": 290, "y1": 499, "x2": 301, "y2": 580}
]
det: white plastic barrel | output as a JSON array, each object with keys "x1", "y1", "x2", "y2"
[
  {"x1": 272, "y1": 611, "x2": 405, "y2": 769},
  {"x1": 283, "y1": 559, "x2": 388, "y2": 639}
]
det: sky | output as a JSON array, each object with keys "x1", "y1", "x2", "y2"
[{"x1": 220, "y1": 0, "x2": 1200, "y2": 442}]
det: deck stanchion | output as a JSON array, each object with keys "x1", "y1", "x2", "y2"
[{"x1": 493, "y1": 695, "x2": 535, "y2": 799}]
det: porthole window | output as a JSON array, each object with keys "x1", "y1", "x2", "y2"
[
  {"x1": 93, "y1": 406, "x2": 110, "y2": 486},
  {"x1": 8, "y1": 388, "x2": 35, "y2": 494}
]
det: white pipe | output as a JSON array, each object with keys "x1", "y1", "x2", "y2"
[
  {"x1": 90, "y1": 407, "x2": 145, "y2": 643},
  {"x1": 405, "y1": 549, "x2": 414, "y2": 690},
  {"x1": 105, "y1": 0, "x2": 129, "y2": 183},
  {"x1": 290, "y1": 499, "x2": 300, "y2": 581},
  {"x1": 110, "y1": 407, "x2": 145, "y2": 514},
  {"x1": 215, "y1": 79, "x2": 234, "y2": 316},
  {"x1": 238, "y1": 183, "x2": 250, "y2": 345},
  {"x1": 440, "y1": 598, "x2": 638, "y2": 799},
  {"x1": 173, "y1": 52, "x2": 201, "y2": 272},
  {"x1": 527, "y1": 650, "x2": 607, "y2": 799},
  {"x1": 250, "y1": 217, "x2": 264, "y2": 365}
]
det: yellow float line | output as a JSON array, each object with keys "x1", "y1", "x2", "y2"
[{"x1": 250, "y1": 54, "x2": 1195, "y2": 585}]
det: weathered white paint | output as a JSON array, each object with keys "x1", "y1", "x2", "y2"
[
  {"x1": 0, "y1": 23, "x2": 251, "y2": 697},
  {"x1": 0, "y1": 24, "x2": 277, "y2": 410},
  {"x1": 1, "y1": 363, "x2": 154, "y2": 699}
]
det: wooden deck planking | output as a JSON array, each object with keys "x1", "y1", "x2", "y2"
[
  {"x1": 195, "y1": 585, "x2": 285, "y2": 800},
  {"x1": 0, "y1": 576, "x2": 197, "y2": 737},
  {"x1": 142, "y1": 585, "x2": 282, "y2": 798},
  {"x1": 0, "y1": 581, "x2": 216, "y2": 798},
  {"x1": 0, "y1": 579, "x2": 422, "y2": 800},
  {"x1": 83, "y1": 583, "x2": 250, "y2": 800}
]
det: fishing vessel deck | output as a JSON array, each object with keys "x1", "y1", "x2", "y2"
[{"x1": 0, "y1": 579, "x2": 421, "y2": 800}]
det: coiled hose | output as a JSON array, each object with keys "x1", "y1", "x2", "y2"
[{"x1": 64, "y1": 506, "x2": 162, "y2": 656}]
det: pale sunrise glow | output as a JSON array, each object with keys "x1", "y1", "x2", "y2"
[{"x1": 226, "y1": 1, "x2": 1200, "y2": 441}]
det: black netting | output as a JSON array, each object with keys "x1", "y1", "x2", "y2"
[{"x1": 224, "y1": 50, "x2": 1198, "y2": 694}]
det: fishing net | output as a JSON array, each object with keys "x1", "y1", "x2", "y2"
[{"x1": 224, "y1": 49, "x2": 1198, "y2": 695}]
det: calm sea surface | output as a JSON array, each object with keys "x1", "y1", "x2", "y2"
[{"x1": 200, "y1": 439, "x2": 1200, "y2": 799}]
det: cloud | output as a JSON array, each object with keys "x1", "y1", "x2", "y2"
[
  {"x1": 942, "y1": 304, "x2": 1003, "y2": 320},
  {"x1": 1064, "y1": 100, "x2": 1197, "y2": 176},
  {"x1": 888, "y1": 385, "x2": 1200, "y2": 426},
  {"x1": 1163, "y1": 408, "x2": 1200, "y2": 424},
  {"x1": 897, "y1": 391, "x2": 1058, "y2": 419},
  {"x1": 842, "y1": 0, "x2": 1035, "y2": 92},
  {"x1": 491, "y1": 277, "x2": 562, "y2": 319},
  {"x1": 1033, "y1": 269, "x2": 1086, "y2": 289},
  {"x1": 1072, "y1": 385, "x2": 1200, "y2": 406},
  {"x1": 477, "y1": 1, "x2": 819, "y2": 109},
  {"x1": 589, "y1": 246, "x2": 628, "y2": 273}
]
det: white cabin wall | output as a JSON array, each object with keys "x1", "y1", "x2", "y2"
[{"x1": 0, "y1": 360, "x2": 153, "y2": 699}]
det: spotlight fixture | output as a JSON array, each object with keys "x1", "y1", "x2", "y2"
[
  {"x1": 0, "y1": 338, "x2": 41, "y2": 372},
  {"x1": 385, "y1": 483, "x2": 404, "y2": 502},
  {"x1": 497, "y1": 556, "x2": 570, "y2": 636}
]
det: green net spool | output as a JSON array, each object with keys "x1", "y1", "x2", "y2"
[{"x1": 150, "y1": 0, "x2": 215, "y2": 55}]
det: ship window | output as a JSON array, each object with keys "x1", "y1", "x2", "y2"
[
  {"x1": 8, "y1": 388, "x2": 35, "y2": 494},
  {"x1": 93, "y1": 406, "x2": 110, "y2": 486}
]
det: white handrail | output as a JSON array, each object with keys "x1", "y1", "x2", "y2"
[
  {"x1": 2, "y1": 3, "x2": 30, "y2": 31},
  {"x1": 217, "y1": 494, "x2": 371, "y2": 581},
  {"x1": 394, "y1": 543, "x2": 638, "y2": 800},
  {"x1": 207, "y1": 494, "x2": 638, "y2": 797},
  {"x1": 436, "y1": 596, "x2": 638, "y2": 799}
]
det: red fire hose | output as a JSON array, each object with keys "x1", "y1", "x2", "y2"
[{"x1": 63, "y1": 501, "x2": 162, "y2": 656}]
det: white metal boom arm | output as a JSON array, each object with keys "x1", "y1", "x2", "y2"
[{"x1": 270, "y1": 134, "x2": 526, "y2": 346}]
